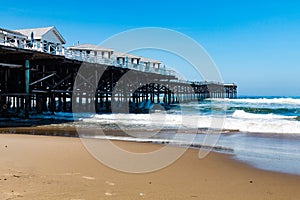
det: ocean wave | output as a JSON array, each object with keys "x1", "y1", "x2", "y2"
[
  {"x1": 211, "y1": 97, "x2": 300, "y2": 105},
  {"x1": 232, "y1": 110, "x2": 297, "y2": 120},
  {"x1": 70, "y1": 111, "x2": 300, "y2": 134},
  {"x1": 224, "y1": 110, "x2": 300, "y2": 134},
  {"x1": 29, "y1": 99, "x2": 300, "y2": 135},
  {"x1": 228, "y1": 107, "x2": 300, "y2": 116}
]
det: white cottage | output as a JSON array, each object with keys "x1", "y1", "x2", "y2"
[
  {"x1": 112, "y1": 52, "x2": 163, "y2": 73},
  {"x1": 140, "y1": 57, "x2": 162, "y2": 72},
  {"x1": 0, "y1": 28, "x2": 27, "y2": 48},
  {"x1": 14, "y1": 26, "x2": 66, "y2": 55},
  {"x1": 112, "y1": 52, "x2": 141, "y2": 66},
  {"x1": 67, "y1": 44, "x2": 114, "y2": 62}
]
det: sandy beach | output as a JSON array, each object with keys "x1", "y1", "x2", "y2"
[{"x1": 0, "y1": 133, "x2": 299, "y2": 200}]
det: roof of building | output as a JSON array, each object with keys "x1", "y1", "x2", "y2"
[
  {"x1": 0, "y1": 27, "x2": 27, "y2": 38},
  {"x1": 14, "y1": 26, "x2": 66, "y2": 44},
  {"x1": 140, "y1": 56, "x2": 161, "y2": 64},
  {"x1": 112, "y1": 52, "x2": 141, "y2": 59},
  {"x1": 112, "y1": 52, "x2": 161, "y2": 63},
  {"x1": 223, "y1": 83, "x2": 237, "y2": 86},
  {"x1": 67, "y1": 44, "x2": 114, "y2": 52}
]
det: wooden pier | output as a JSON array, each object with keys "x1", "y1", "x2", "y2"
[{"x1": 0, "y1": 27, "x2": 237, "y2": 118}]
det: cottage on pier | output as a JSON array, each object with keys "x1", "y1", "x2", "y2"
[
  {"x1": 14, "y1": 26, "x2": 66, "y2": 55},
  {"x1": 0, "y1": 28, "x2": 27, "y2": 48},
  {"x1": 112, "y1": 52, "x2": 141, "y2": 66},
  {"x1": 66, "y1": 44, "x2": 114, "y2": 63},
  {"x1": 112, "y1": 52, "x2": 163, "y2": 73},
  {"x1": 140, "y1": 57, "x2": 162, "y2": 73}
]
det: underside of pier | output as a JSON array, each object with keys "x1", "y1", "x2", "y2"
[{"x1": 0, "y1": 45, "x2": 237, "y2": 118}]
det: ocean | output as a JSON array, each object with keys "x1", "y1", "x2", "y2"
[{"x1": 38, "y1": 97, "x2": 300, "y2": 175}]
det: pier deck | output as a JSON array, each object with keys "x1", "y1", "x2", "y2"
[{"x1": 0, "y1": 44, "x2": 237, "y2": 118}]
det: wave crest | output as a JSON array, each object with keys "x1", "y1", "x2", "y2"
[{"x1": 232, "y1": 110, "x2": 297, "y2": 120}]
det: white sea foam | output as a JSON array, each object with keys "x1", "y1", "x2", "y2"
[
  {"x1": 81, "y1": 113, "x2": 199, "y2": 130},
  {"x1": 28, "y1": 97, "x2": 300, "y2": 135},
  {"x1": 66, "y1": 111, "x2": 299, "y2": 135},
  {"x1": 211, "y1": 97, "x2": 300, "y2": 105},
  {"x1": 232, "y1": 110, "x2": 296, "y2": 119},
  {"x1": 225, "y1": 111, "x2": 300, "y2": 134},
  {"x1": 38, "y1": 110, "x2": 300, "y2": 135}
]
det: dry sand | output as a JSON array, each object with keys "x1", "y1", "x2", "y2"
[{"x1": 0, "y1": 133, "x2": 300, "y2": 200}]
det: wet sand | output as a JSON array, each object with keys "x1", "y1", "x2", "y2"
[{"x1": 0, "y1": 133, "x2": 300, "y2": 200}]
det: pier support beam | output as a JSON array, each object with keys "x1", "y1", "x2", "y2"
[{"x1": 24, "y1": 60, "x2": 30, "y2": 118}]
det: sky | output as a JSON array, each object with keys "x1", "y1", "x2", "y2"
[{"x1": 1, "y1": 0, "x2": 300, "y2": 96}]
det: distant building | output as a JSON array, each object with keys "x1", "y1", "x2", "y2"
[
  {"x1": 112, "y1": 52, "x2": 162, "y2": 72},
  {"x1": 140, "y1": 57, "x2": 162, "y2": 72},
  {"x1": 67, "y1": 44, "x2": 114, "y2": 62},
  {"x1": 14, "y1": 26, "x2": 66, "y2": 55},
  {"x1": 0, "y1": 27, "x2": 27, "y2": 48},
  {"x1": 113, "y1": 52, "x2": 141, "y2": 65}
]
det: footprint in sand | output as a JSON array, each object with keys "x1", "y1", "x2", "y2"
[
  {"x1": 105, "y1": 192, "x2": 115, "y2": 196},
  {"x1": 104, "y1": 181, "x2": 116, "y2": 196},
  {"x1": 0, "y1": 191, "x2": 23, "y2": 199},
  {"x1": 81, "y1": 176, "x2": 95, "y2": 180},
  {"x1": 105, "y1": 181, "x2": 115, "y2": 186},
  {"x1": 61, "y1": 172, "x2": 81, "y2": 176},
  {"x1": 70, "y1": 199, "x2": 86, "y2": 200}
]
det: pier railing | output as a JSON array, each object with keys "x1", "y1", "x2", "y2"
[
  {"x1": 0, "y1": 40, "x2": 236, "y2": 88},
  {"x1": 0, "y1": 37, "x2": 178, "y2": 77},
  {"x1": 64, "y1": 49, "x2": 177, "y2": 77},
  {"x1": 0, "y1": 39, "x2": 65, "y2": 56}
]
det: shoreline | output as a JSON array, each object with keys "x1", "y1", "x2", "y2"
[
  {"x1": 0, "y1": 126, "x2": 236, "y2": 155},
  {"x1": 1, "y1": 126, "x2": 300, "y2": 176},
  {"x1": 0, "y1": 133, "x2": 300, "y2": 199}
]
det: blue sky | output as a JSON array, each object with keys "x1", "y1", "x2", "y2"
[{"x1": 1, "y1": 0, "x2": 300, "y2": 96}]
